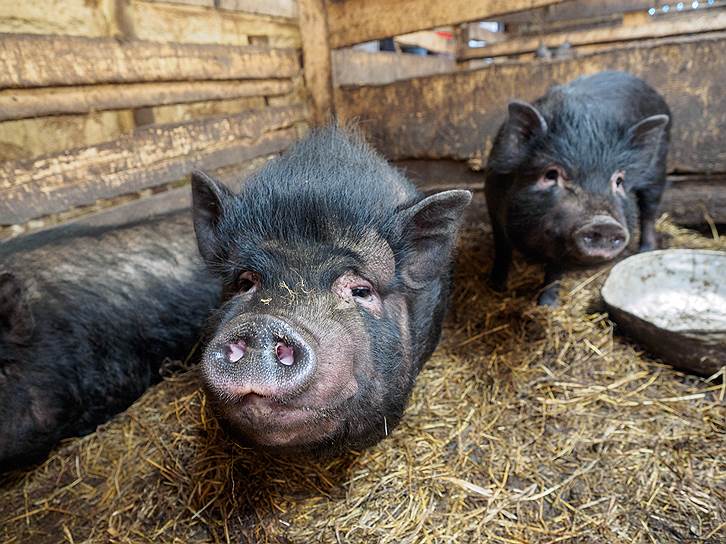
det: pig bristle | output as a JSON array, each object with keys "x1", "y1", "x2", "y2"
[{"x1": 2, "y1": 216, "x2": 724, "y2": 543}]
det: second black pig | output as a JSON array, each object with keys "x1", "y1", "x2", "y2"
[
  {"x1": 0, "y1": 213, "x2": 220, "y2": 471},
  {"x1": 192, "y1": 126, "x2": 471, "y2": 455},
  {"x1": 485, "y1": 71, "x2": 671, "y2": 305}
]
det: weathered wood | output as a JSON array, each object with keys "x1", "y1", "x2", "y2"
[
  {"x1": 461, "y1": 10, "x2": 726, "y2": 59},
  {"x1": 0, "y1": 80, "x2": 293, "y2": 122},
  {"x1": 393, "y1": 159, "x2": 726, "y2": 226},
  {"x1": 332, "y1": 50, "x2": 457, "y2": 86},
  {"x1": 298, "y1": 0, "x2": 333, "y2": 123},
  {"x1": 124, "y1": 1, "x2": 301, "y2": 48},
  {"x1": 0, "y1": 0, "x2": 119, "y2": 38},
  {"x1": 336, "y1": 33, "x2": 726, "y2": 173},
  {"x1": 499, "y1": 0, "x2": 659, "y2": 24},
  {"x1": 0, "y1": 111, "x2": 136, "y2": 161},
  {"x1": 326, "y1": 0, "x2": 567, "y2": 48},
  {"x1": 219, "y1": 0, "x2": 298, "y2": 19},
  {"x1": 0, "y1": 105, "x2": 308, "y2": 224},
  {"x1": 0, "y1": 34, "x2": 300, "y2": 89}
]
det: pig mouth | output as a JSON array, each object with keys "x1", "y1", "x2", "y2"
[{"x1": 216, "y1": 392, "x2": 347, "y2": 447}]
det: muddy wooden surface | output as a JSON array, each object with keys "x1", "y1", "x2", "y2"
[{"x1": 336, "y1": 33, "x2": 726, "y2": 174}]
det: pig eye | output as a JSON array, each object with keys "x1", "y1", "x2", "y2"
[
  {"x1": 351, "y1": 286, "x2": 372, "y2": 300},
  {"x1": 536, "y1": 165, "x2": 564, "y2": 190},
  {"x1": 236, "y1": 271, "x2": 259, "y2": 293},
  {"x1": 611, "y1": 171, "x2": 626, "y2": 194}
]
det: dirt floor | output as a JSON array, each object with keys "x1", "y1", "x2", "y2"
[{"x1": 1, "y1": 217, "x2": 724, "y2": 544}]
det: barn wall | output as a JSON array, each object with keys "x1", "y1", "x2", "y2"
[{"x1": 0, "y1": 0, "x2": 309, "y2": 236}]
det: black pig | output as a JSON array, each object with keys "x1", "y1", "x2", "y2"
[
  {"x1": 485, "y1": 71, "x2": 671, "y2": 305},
  {"x1": 191, "y1": 126, "x2": 471, "y2": 454},
  {"x1": 0, "y1": 213, "x2": 220, "y2": 471}
]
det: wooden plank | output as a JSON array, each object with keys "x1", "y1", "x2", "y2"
[
  {"x1": 0, "y1": 0, "x2": 118, "y2": 38},
  {"x1": 333, "y1": 49, "x2": 457, "y2": 86},
  {"x1": 393, "y1": 159, "x2": 726, "y2": 225},
  {"x1": 0, "y1": 80, "x2": 293, "y2": 122},
  {"x1": 326, "y1": 0, "x2": 567, "y2": 48},
  {"x1": 150, "y1": 96, "x2": 267, "y2": 124},
  {"x1": 298, "y1": 0, "x2": 333, "y2": 123},
  {"x1": 461, "y1": 10, "x2": 726, "y2": 59},
  {"x1": 219, "y1": 0, "x2": 298, "y2": 19},
  {"x1": 124, "y1": 1, "x2": 301, "y2": 48},
  {"x1": 0, "y1": 34, "x2": 300, "y2": 89},
  {"x1": 335, "y1": 33, "x2": 726, "y2": 173},
  {"x1": 499, "y1": 0, "x2": 658, "y2": 24},
  {"x1": 0, "y1": 105, "x2": 308, "y2": 224},
  {"x1": 0, "y1": 111, "x2": 135, "y2": 161}
]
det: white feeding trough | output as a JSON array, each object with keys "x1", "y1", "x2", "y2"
[{"x1": 602, "y1": 249, "x2": 726, "y2": 376}]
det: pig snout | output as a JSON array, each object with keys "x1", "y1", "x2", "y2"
[
  {"x1": 573, "y1": 215, "x2": 629, "y2": 261},
  {"x1": 205, "y1": 315, "x2": 317, "y2": 401}
]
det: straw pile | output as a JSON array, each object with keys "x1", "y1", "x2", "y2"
[{"x1": 2, "y1": 216, "x2": 724, "y2": 543}]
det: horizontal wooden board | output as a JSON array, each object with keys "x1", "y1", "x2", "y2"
[
  {"x1": 219, "y1": 0, "x2": 298, "y2": 19},
  {"x1": 0, "y1": 0, "x2": 118, "y2": 38},
  {"x1": 333, "y1": 49, "x2": 457, "y2": 86},
  {"x1": 326, "y1": 0, "x2": 567, "y2": 48},
  {"x1": 393, "y1": 159, "x2": 726, "y2": 226},
  {"x1": 333, "y1": 50, "x2": 457, "y2": 86},
  {"x1": 0, "y1": 34, "x2": 300, "y2": 89},
  {"x1": 0, "y1": 105, "x2": 308, "y2": 224},
  {"x1": 125, "y1": 1, "x2": 301, "y2": 48},
  {"x1": 0, "y1": 80, "x2": 293, "y2": 122},
  {"x1": 336, "y1": 33, "x2": 726, "y2": 173},
  {"x1": 461, "y1": 10, "x2": 726, "y2": 59},
  {"x1": 499, "y1": 0, "x2": 659, "y2": 24},
  {"x1": 0, "y1": 111, "x2": 135, "y2": 161}
]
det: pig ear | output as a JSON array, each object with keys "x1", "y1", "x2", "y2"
[
  {"x1": 507, "y1": 100, "x2": 548, "y2": 143},
  {"x1": 627, "y1": 114, "x2": 669, "y2": 157},
  {"x1": 0, "y1": 272, "x2": 34, "y2": 344},
  {"x1": 398, "y1": 190, "x2": 472, "y2": 289},
  {"x1": 191, "y1": 170, "x2": 235, "y2": 265}
]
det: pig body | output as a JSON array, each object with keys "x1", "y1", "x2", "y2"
[
  {"x1": 192, "y1": 126, "x2": 471, "y2": 454},
  {"x1": 485, "y1": 71, "x2": 671, "y2": 305},
  {"x1": 0, "y1": 213, "x2": 220, "y2": 471}
]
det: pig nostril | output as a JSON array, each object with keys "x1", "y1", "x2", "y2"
[
  {"x1": 275, "y1": 342, "x2": 295, "y2": 366},
  {"x1": 226, "y1": 340, "x2": 246, "y2": 363}
]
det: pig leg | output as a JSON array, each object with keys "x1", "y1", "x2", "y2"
[
  {"x1": 636, "y1": 184, "x2": 664, "y2": 252},
  {"x1": 489, "y1": 222, "x2": 512, "y2": 291},
  {"x1": 537, "y1": 266, "x2": 563, "y2": 307}
]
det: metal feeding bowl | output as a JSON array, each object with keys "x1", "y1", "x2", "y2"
[{"x1": 602, "y1": 249, "x2": 726, "y2": 376}]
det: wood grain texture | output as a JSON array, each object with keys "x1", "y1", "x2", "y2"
[
  {"x1": 461, "y1": 10, "x2": 726, "y2": 59},
  {"x1": 336, "y1": 33, "x2": 726, "y2": 173},
  {"x1": 0, "y1": 34, "x2": 300, "y2": 89},
  {"x1": 219, "y1": 0, "x2": 298, "y2": 19},
  {"x1": 332, "y1": 49, "x2": 457, "y2": 86},
  {"x1": 123, "y1": 1, "x2": 301, "y2": 48},
  {"x1": 326, "y1": 0, "x2": 567, "y2": 48},
  {"x1": 298, "y1": 0, "x2": 332, "y2": 123},
  {"x1": 0, "y1": 0, "x2": 119, "y2": 37},
  {"x1": 0, "y1": 111, "x2": 135, "y2": 161},
  {"x1": 0, "y1": 80, "x2": 293, "y2": 122},
  {"x1": 393, "y1": 160, "x2": 726, "y2": 226},
  {"x1": 0, "y1": 105, "x2": 308, "y2": 224}
]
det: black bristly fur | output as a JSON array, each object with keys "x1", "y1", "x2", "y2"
[
  {"x1": 0, "y1": 212, "x2": 220, "y2": 471},
  {"x1": 485, "y1": 71, "x2": 671, "y2": 305},
  {"x1": 191, "y1": 126, "x2": 471, "y2": 455}
]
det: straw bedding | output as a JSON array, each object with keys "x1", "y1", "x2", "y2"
[{"x1": 1, "y1": 216, "x2": 724, "y2": 543}]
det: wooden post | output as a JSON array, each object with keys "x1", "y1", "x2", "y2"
[{"x1": 298, "y1": 0, "x2": 333, "y2": 124}]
